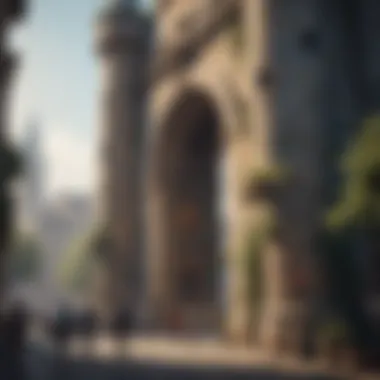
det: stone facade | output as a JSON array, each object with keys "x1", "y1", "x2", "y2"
[{"x1": 97, "y1": 0, "x2": 380, "y2": 351}]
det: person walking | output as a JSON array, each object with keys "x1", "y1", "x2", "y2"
[{"x1": 2, "y1": 301, "x2": 29, "y2": 380}]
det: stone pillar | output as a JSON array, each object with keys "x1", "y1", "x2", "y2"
[
  {"x1": 219, "y1": 0, "x2": 275, "y2": 344},
  {"x1": 94, "y1": 1, "x2": 150, "y2": 324}
]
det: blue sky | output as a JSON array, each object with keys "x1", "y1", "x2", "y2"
[{"x1": 10, "y1": 0, "x2": 153, "y2": 197}]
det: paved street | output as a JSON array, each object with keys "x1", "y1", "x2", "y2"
[
  {"x1": 24, "y1": 344, "x2": 339, "y2": 380},
  {"x1": 19, "y1": 332, "x2": 341, "y2": 380}
]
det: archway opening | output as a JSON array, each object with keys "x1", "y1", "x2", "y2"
[{"x1": 157, "y1": 90, "x2": 224, "y2": 333}]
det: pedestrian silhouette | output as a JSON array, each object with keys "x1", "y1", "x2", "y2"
[
  {"x1": 51, "y1": 306, "x2": 72, "y2": 354},
  {"x1": 2, "y1": 301, "x2": 28, "y2": 380},
  {"x1": 110, "y1": 308, "x2": 132, "y2": 339},
  {"x1": 109, "y1": 308, "x2": 132, "y2": 357}
]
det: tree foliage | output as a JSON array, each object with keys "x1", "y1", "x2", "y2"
[
  {"x1": 244, "y1": 164, "x2": 292, "y2": 201},
  {"x1": 8, "y1": 233, "x2": 42, "y2": 283},
  {"x1": 327, "y1": 115, "x2": 380, "y2": 231},
  {"x1": 0, "y1": 142, "x2": 22, "y2": 252},
  {"x1": 322, "y1": 115, "x2": 380, "y2": 352},
  {"x1": 60, "y1": 225, "x2": 106, "y2": 293}
]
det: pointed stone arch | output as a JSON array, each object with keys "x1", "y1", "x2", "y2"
[{"x1": 147, "y1": 87, "x2": 228, "y2": 333}]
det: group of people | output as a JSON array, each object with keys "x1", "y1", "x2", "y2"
[
  {"x1": 49, "y1": 306, "x2": 133, "y2": 348},
  {"x1": 0, "y1": 302, "x2": 29, "y2": 379},
  {"x1": 0, "y1": 301, "x2": 133, "y2": 378}
]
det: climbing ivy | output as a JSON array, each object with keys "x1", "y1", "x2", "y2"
[
  {"x1": 241, "y1": 206, "x2": 278, "y2": 342},
  {"x1": 326, "y1": 114, "x2": 380, "y2": 232},
  {"x1": 244, "y1": 164, "x2": 292, "y2": 201},
  {"x1": 60, "y1": 224, "x2": 110, "y2": 294},
  {"x1": 8, "y1": 232, "x2": 43, "y2": 283},
  {"x1": 323, "y1": 114, "x2": 380, "y2": 353}
]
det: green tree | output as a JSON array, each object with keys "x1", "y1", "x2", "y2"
[
  {"x1": 323, "y1": 114, "x2": 380, "y2": 354},
  {"x1": 327, "y1": 114, "x2": 380, "y2": 231},
  {"x1": 60, "y1": 225, "x2": 106, "y2": 294},
  {"x1": 8, "y1": 233, "x2": 42, "y2": 283},
  {"x1": 0, "y1": 141, "x2": 23, "y2": 185},
  {"x1": 0, "y1": 142, "x2": 23, "y2": 254}
]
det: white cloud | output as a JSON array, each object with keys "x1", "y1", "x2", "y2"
[{"x1": 41, "y1": 125, "x2": 98, "y2": 196}]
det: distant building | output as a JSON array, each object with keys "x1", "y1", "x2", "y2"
[
  {"x1": 39, "y1": 192, "x2": 94, "y2": 310},
  {"x1": 13, "y1": 121, "x2": 95, "y2": 312}
]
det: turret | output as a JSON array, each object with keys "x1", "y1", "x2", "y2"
[{"x1": 94, "y1": 0, "x2": 150, "y2": 324}]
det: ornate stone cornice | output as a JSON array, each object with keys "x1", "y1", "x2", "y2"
[{"x1": 150, "y1": 0, "x2": 240, "y2": 86}]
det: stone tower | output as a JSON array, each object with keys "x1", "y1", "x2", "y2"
[{"x1": 95, "y1": 0, "x2": 150, "y2": 322}]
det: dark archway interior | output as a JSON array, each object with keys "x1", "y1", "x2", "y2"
[{"x1": 158, "y1": 91, "x2": 222, "y2": 328}]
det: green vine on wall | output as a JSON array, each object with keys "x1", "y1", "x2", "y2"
[
  {"x1": 242, "y1": 209, "x2": 276, "y2": 342},
  {"x1": 244, "y1": 164, "x2": 292, "y2": 202},
  {"x1": 241, "y1": 163, "x2": 291, "y2": 340},
  {"x1": 321, "y1": 114, "x2": 380, "y2": 353},
  {"x1": 243, "y1": 221, "x2": 270, "y2": 306},
  {"x1": 326, "y1": 114, "x2": 380, "y2": 232},
  {"x1": 60, "y1": 223, "x2": 111, "y2": 294},
  {"x1": 0, "y1": 142, "x2": 23, "y2": 252}
]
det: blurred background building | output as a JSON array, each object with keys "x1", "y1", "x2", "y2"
[{"x1": 12, "y1": 120, "x2": 94, "y2": 314}]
